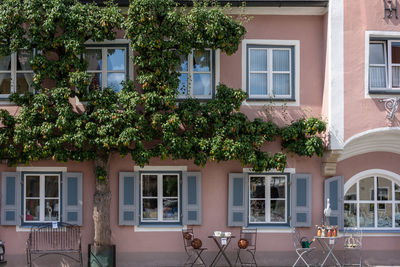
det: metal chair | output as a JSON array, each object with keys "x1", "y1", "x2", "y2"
[
  {"x1": 292, "y1": 228, "x2": 316, "y2": 267},
  {"x1": 182, "y1": 228, "x2": 207, "y2": 267},
  {"x1": 235, "y1": 228, "x2": 257, "y2": 267},
  {"x1": 343, "y1": 228, "x2": 362, "y2": 266}
]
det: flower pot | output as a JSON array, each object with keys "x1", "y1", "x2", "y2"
[{"x1": 88, "y1": 244, "x2": 116, "y2": 267}]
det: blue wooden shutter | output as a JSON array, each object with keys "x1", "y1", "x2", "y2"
[
  {"x1": 291, "y1": 174, "x2": 312, "y2": 227},
  {"x1": 119, "y1": 172, "x2": 139, "y2": 226},
  {"x1": 1, "y1": 172, "x2": 21, "y2": 225},
  {"x1": 324, "y1": 176, "x2": 344, "y2": 230},
  {"x1": 62, "y1": 172, "x2": 83, "y2": 225},
  {"x1": 228, "y1": 173, "x2": 248, "y2": 227},
  {"x1": 182, "y1": 172, "x2": 202, "y2": 225}
]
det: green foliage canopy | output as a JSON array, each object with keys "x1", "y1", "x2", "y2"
[{"x1": 0, "y1": 0, "x2": 326, "y2": 174}]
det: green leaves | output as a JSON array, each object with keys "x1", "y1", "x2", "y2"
[{"x1": 0, "y1": 0, "x2": 327, "y2": 174}]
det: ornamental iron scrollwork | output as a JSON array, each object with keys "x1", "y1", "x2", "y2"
[
  {"x1": 384, "y1": 0, "x2": 398, "y2": 19},
  {"x1": 380, "y1": 97, "x2": 400, "y2": 121}
]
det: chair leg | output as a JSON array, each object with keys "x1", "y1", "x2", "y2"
[
  {"x1": 250, "y1": 251, "x2": 257, "y2": 267},
  {"x1": 191, "y1": 250, "x2": 206, "y2": 267}
]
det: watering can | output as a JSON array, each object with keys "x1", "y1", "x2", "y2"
[{"x1": 300, "y1": 237, "x2": 313, "y2": 248}]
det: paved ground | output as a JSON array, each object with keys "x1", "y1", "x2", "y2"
[{"x1": 3, "y1": 250, "x2": 400, "y2": 266}]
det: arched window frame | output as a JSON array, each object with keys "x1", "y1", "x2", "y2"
[{"x1": 344, "y1": 169, "x2": 400, "y2": 230}]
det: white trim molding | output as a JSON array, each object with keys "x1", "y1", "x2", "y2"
[
  {"x1": 241, "y1": 39, "x2": 300, "y2": 107},
  {"x1": 243, "y1": 167, "x2": 295, "y2": 174},
  {"x1": 133, "y1": 165, "x2": 188, "y2": 172},
  {"x1": 328, "y1": 0, "x2": 344, "y2": 150},
  {"x1": 227, "y1": 6, "x2": 327, "y2": 16},
  {"x1": 16, "y1": 166, "x2": 67, "y2": 172},
  {"x1": 339, "y1": 127, "x2": 400, "y2": 161},
  {"x1": 134, "y1": 225, "x2": 186, "y2": 232}
]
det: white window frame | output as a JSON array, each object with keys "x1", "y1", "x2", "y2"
[
  {"x1": 140, "y1": 172, "x2": 180, "y2": 223},
  {"x1": 248, "y1": 174, "x2": 288, "y2": 224},
  {"x1": 242, "y1": 39, "x2": 300, "y2": 106},
  {"x1": 248, "y1": 47, "x2": 292, "y2": 100},
  {"x1": 85, "y1": 46, "x2": 128, "y2": 91},
  {"x1": 178, "y1": 49, "x2": 214, "y2": 100},
  {"x1": 344, "y1": 172, "x2": 400, "y2": 230},
  {"x1": 23, "y1": 173, "x2": 61, "y2": 223},
  {"x1": 0, "y1": 50, "x2": 34, "y2": 97},
  {"x1": 368, "y1": 41, "x2": 388, "y2": 90}
]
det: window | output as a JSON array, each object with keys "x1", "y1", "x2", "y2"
[
  {"x1": 140, "y1": 173, "x2": 180, "y2": 223},
  {"x1": 246, "y1": 45, "x2": 294, "y2": 100},
  {"x1": 248, "y1": 174, "x2": 289, "y2": 225},
  {"x1": 177, "y1": 49, "x2": 215, "y2": 99},
  {"x1": 85, "y1": 45, "x2": 128, "y2": 92},
  {"x1": 369, "y1": 40, "x2": 400, "y2": 93},
  {"x1": 0, "y1": 49, "x2": 34, "y2": 96},
  {"x1": 344, "y1": 175, "x2": 400, "y2": 229},
  {"x1": 24, "y1": 173, "x2": 60, "y2": 223}
]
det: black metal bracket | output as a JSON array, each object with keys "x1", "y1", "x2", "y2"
[{"x1": 384, "y1": 0, "x2": 398, "y2": 19}]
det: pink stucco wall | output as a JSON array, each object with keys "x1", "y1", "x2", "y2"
[{"x1": 343, "y1": 0, "x2": 400, "y2": 141}]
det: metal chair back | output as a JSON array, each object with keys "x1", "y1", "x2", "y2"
[
  {"x1": 292, "y1": 228, "x2": 302, "y2": 249},
  {"x1": 344, "y1": 228, "x2": 362, "y2": 249},
  {"x1": 182, "y1": 228, "x2": 194, "y2": 253},
  {"x1": 240, "y1": 228, "x2": 257, "y2": 251}
]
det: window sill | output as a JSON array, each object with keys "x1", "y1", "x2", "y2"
[
  {"x1": 344, "y1": 229, "x2": 400, "y2": 236},
  {"x1": 246, "y1": 97, "x2": 296, "y2": 102},
  {"x1": 244, "y1": 226, "x2": 292, "y2": 233},
  {"x1": 134, "y1": 225, "x2": 185, "y2": 232},
  {"x1": 369, "y1": 89, "x2": 400, "y2": 95}
]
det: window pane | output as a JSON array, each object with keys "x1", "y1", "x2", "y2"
[
  {"x1": 142, "y1": 199, "x2": 158, "y2": 220},
  {"x1": 250, "y1": 177, "x2": 265, "y2": 198},
  {"x1": 270, "y1": 200, "x2": 285, "y2": 222},
  {"x1": 107, "y1": 49, "x2": 125, "y2": 71},
  {"x1": 378, "y1": 203, "x2": 392, "y2": 228},
  {"x1": 142, "y1": 175, "x2": 157, "y2": 197},
  {"x1": 178, "y1": 73, "x2": 188, "y2": 95},
  {"x1": 392, "y1": 66, "x2": 400, "y2": 88},
  {"x1": 0, "y1": 55, "x2": 11, "y2": 71},
  {"x1": 370, "y1": 66, "x2": 386, "y2": 88},
  {"x1": 45, "y1": 199, "x2": 59, "y2": 221},
  {"x1": 273, "y1": 50, "x2": 289, "y2": 71},
  {"x1": 392, "y1": 42, "x2": 400, "y2": 64},
  {"x1": 89, "y1": 73, "x2": 102, "y2": 91},
  {"x1": 270, "y1": 177, "x2": 285, "y2": 199},
  {"x1": 176, "y1": 54, "x2": 188, "y2": 72},
  {"x1": 250, "y1": 200, "x2": 265, "y2": 222},
  {"x1": 395, "y1": 203, "x2": 400, "y2": 227},
  {"x1": 163, "y1": 175, "x2": 178, "y2": 197},
  {"x1": 250, "y1": 49, "x2": 267, "y2": 71},
  {"x1": 86, "y1": 49, "x2": 102, "y2": 70},
  {"x1": 193, "y1": 50, "x2": 210, "y2": 72},
  {"x1": 377, "y1": 177, "x2": 392, "y2": 200},
  {"x1": 163, "y1": 199, "x2": 178, "y2": 220},
  {"x1": 344, "y1": 203, "x2": 357, "y2": 227},
  {"x1": 17, "y1": 50, "x2": 33, "y2": 71},
  {"x1": 26, "y1": 176, "x2": 40, "y2": 197},
  {"x1": 193, "y1": 73, "x2": 210, "y2": 96},
  {"x1": 16, "y1": 73, "x2": 33, "y2": 94},
  {"x1": 273, "y1": 73, "x2": 290, "y2": 96},
  {"x1": 359, "y1": 177, "x2": 374, "y2": 201},
  {"x1": 395, "y1": 183, "x2": 400, "y2": 200},
  {"x1": 107, "y1": 73, "x2": 124, "y2": 92},
  {"x1": 370, "y1": 43, "x2": 385, "y2": 64},
  {"x1": 45, "y1": 176, "x2": 59, "y2": 198},
  {"x1": 26, "y1": 199, "x2": 40, "y2": 221},
  {"x1": 359, "y1": 203, "x2": 375, "y2": 227},
  {"x1": 0, "y1": 73, "x2": 11, "y2": 94},
  {"x1": 250, "y1": 73, "x2": 267, "y2": 95},
  {"x1": 345, "y1": 184, "x2": 357, "y2": 200}
]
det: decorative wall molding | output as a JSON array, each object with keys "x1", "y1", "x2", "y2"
[{"x1": 321, "y1": 150, "x2": 342, "y2": 176}]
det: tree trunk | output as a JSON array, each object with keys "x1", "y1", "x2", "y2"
[{"x1": 93, "y1": 156, "x2": 112, "y2": 247}]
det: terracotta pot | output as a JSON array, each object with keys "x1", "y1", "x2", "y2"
[
  {"x1": 191, "y1": 238, "x2": 202, "y2": 249},
  {"x1": 238, "y1": 238, "x2": 248, "y2": 249}
]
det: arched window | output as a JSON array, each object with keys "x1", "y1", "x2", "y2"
[{"x1": 344, "y1": 172, "x2": 400, "y2": 229}]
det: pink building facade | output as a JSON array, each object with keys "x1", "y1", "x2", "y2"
[{"x1": 1, "y1": 0, "x2": 400, "y2": 266}]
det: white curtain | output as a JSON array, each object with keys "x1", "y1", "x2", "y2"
[
  {"x1": 392, "y1": 66, "x2": 400, "y2": 88},
  {"x1": 272, "y1": 50, "x2": 290, "y2": 96},
  {"x1": 369, "y1": 66, "x2": 386, "y2": 88},
  {"x1": 17, "y1": 52, "x2": 33, "y2": 91},
  {"x1": 0, "y1": 55, "x2": 11, "y2": 88}
]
